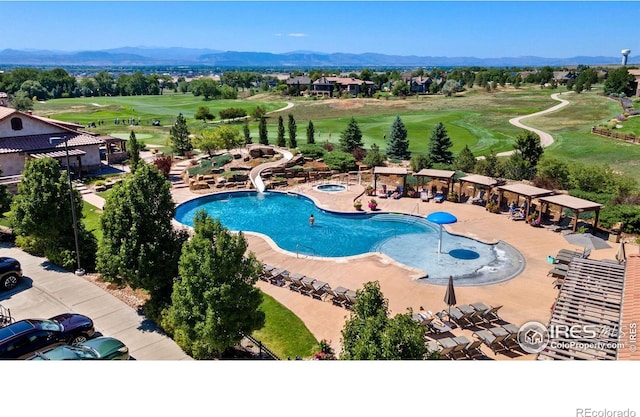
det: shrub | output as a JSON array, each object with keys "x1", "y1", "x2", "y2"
[
  {"x1": 219, "y1": 107, "x2": 247, "y2": 119},
  {"x1": 298, "y1": 144, "x2": 325, "y2": 160},
  {"x1": 322, "y1": 142, "x2": 335, "y2": 152},
  {"x1": 323, "y1": 151, "x2": 356, "y2": 172},
  {"x1": 352, "y1": 147, "x2": 366, "y2": 161},
  {"x1": 599, "y1": 204, "x2": 640, "y2": 234},
  {"x1": 153, "y1": 156, "x2": 172, "y2": 178}
]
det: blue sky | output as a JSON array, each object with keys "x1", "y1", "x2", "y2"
[{"x1": 1, "y1": 1, "x2": 637, "y2": 58}]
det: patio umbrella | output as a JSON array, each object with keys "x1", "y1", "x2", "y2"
[
  {"x1": 444, "y1": 275, "x2": 457, "y2": 320},
  {"x1": 426, "y1": 211, "x2": 458, "y2": 254},
  {"x1": 616, "y1": 240, "x2": 626, "y2": 264},
  {"x1": 563, "y1": 233, "x2": 611, "y2": 255}
]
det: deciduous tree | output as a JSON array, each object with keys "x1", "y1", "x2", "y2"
[
  {"x1": 340, "y1": 281, "x2": 427, "y2": 360},
  {"x1": 10, "y1": 158, "x2": 96, "y2": 271},
  {"x1": 161, "y1": 210, "x2": 265, "y2": 358},
  {"x1": 97, "y1": 163, "x2": 187, "y2": 308},
  {"x1": 194, "y1": 106, "x2": 215, "y2": 123}
]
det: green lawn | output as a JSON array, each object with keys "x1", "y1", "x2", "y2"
[
  {"x1": 82, "y1": 201, "x2": 102, "y2": 242},
  {"x1": 252, "y1": 292, "x2": 318, "y2": 359}
]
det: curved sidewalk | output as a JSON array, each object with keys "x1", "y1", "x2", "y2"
[{"x1": 0, "y1": 244, "x2": 191, "y2": 360}]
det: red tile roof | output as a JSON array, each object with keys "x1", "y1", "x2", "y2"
[
  {"x1": 619, "y1": 249, "x2": 640, "y2": 360},
  {"x1": 0, "y1": 133, "x2": 104, "y2": 154}
]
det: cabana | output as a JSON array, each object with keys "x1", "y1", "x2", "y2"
[
  {"x1": 372, "y1": 166, "x2": 408, "y2": 196},
  {"x1": 537, "y1": 194, "x2": 603, "y2": 232},
  {"x1": 496, "y1": 183, "x2": 554, "y2": 214},
  {"x1": 457, "y1": 174, "x2": 500, "y2": 203},
  {"x1": 538, "y1": 258, "x2": 625, "y2": 360},
  {"x1": 414, "y1": 168, "x2": 456, "y2": 196}
]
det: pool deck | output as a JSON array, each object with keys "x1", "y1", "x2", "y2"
[{"x1": 171, "y1": 182, "x2": 621, "y2": 359}]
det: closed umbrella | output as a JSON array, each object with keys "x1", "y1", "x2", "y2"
[
  {"x1": 616, "y1": 240, "x2": 626, "y2": 264},
  {"x1": 444, "y1": 275, "x2": 457, "y2": 320}
]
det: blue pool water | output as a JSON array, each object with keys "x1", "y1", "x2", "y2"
[
  {"x1": 174, "y1": 191, "x2": 525, "y2": 285},
  {"x1": 316, "y1": 184, "x2": 346, "y2": 192}
]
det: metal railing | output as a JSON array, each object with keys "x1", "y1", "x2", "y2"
[
  {"x1": 244, "y1": 334, "x2": 280, "y2": 360},
  {"x1": 410, "y1": 203, "x2": 420, "y2": 215}
]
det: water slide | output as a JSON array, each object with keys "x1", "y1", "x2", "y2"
[{"x1": 249, "y1": 147, "x2": 294, "y2": 192}]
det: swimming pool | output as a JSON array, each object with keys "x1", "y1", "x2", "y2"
[{"x1": 174, "y1": 191, "x2": 525, "y2": 285}]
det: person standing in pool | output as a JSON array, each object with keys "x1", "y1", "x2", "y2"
[{"x1": 309, "y1": 214, "x2": 315, "y2": 227}]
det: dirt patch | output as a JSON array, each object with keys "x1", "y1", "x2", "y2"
[{"x1": 81, "y1": 273, "x2": 149, "y2": 310}]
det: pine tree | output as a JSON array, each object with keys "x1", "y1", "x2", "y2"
[
  {"x1": 287, "y1": 114, "x2": 297, "y2": 148},
  {"x1": 339, "y1": 118, "x2": 363, "y2": 153},
  {"x1": 243, "y1": 120, "x2": 252, "y2": 144},
  {"x1": 170, "y1": 113, "x2": 192, "y2": 156},
  {"x1": 427, "y1": 122, "x2": 453, "y2": 165},
  {"x1": 128, "y1": 130, "x2": 142, "y2": 172},
  {"x1": 258, "y1": 116, "x2": 268, "y2": 145},
  {"x1": 386, "y1": 116, "x2": 410, "y2": 160},
  {"x1": 306, "y1": 120, "x2": 315, "y2": 144},
  {"x1": 277, "y1": 115, "x2": 285, "y2": 147},
  {"x1": 454, "y1": 145, "x2": 476, "y2": 173}
]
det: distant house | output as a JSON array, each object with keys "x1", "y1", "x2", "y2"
[
  {"x1": 285, "y1": 76, "x2": 312, "y2": 95},
  {"x1": 0, "y1": 107, "x2": 113, "y2": 178},
  {"x1": 629, "y1": 69, "x2": 640, "y2": 97},
  {"x1": 311, "y1": 76, "x2": 374, "y2": 97},
  {"x1": 553, "y1": 71, "x2": 576, "y2": 85},
  {"x1": 0, "y1": 92, "x2": 8, "y2": 107},
  {"x1": 405, "y1": 75, "x2": 432, "y2": 93}
]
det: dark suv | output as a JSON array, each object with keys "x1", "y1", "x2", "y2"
[
  {"x1": 0, "y1": 313, "x2": 95, "y2": 359},
  {"x1": 0, "y1": 257, "x2": 22, "y2": 291}
]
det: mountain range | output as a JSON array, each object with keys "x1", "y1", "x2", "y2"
[{"x1": 0, "y1": 47, "x2": 637, "y2": 67}]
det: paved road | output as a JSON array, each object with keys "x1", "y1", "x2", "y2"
[{"x1": 0, "y1": 244, "x2": 191, "y2": 360}]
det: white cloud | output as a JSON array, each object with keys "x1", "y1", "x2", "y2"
[
  {"x1": 275, "y1": 33, "x2": 282, "y2": 37},
  {"x1": 287, "y1": 33, "x2": 307, "y2": 38}
]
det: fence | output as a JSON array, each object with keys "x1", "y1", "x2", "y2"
[
  {"x1": 244, "y1": 334, "x2": 280, "y2": 360},
  {"x1": 591, "y1": 127, "x2": 639, "y2": 144}
]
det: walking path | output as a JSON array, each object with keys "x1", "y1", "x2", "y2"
[{"x1": 493, "y1": 92, "x2": 572, "y2": 157}]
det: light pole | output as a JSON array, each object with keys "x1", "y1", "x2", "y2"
[{"x1": 52, "y1": 136, "x2": 85, "y2": 276}]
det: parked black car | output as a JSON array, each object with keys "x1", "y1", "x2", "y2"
[
  {"x1": 0, "y1": 313, "x2": 95, "y2": 359},
  {"x1": 0, "y1": 257, "x2": 22, "y2": 291}
]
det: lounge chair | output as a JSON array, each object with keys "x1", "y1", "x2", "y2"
[
  {"x1": 471, "y1": 190, "x2": 485, "y2": 205},
  {"x1": 445, "y1": 306, "x2": 474, "y2": 328},
  {"x1": 473, "y1": 329, "x2": 508, "y2": 355},
  {"x1": 434, "y1": 191, "x2": 445, "y2": 203},
  {"x1": 414, "y1": 312, "x2": 435, "y2": 327},
  {"x1": 266, "y1": 268, "x2": 288, "y2": 286},
  {"x1": 377, "y1": 185, "x2": 388, "y2": 199},
  {"x1": 548, "y1": 216, "x2": 572, "y2": 232},
  {"x1": 310, "y1": 281, "x2": 330, "y2": 300},
  {"x1": 300, "y1": 276, "x2": 317, "y2": 296},
  {"x1": 289, "y1": 274, "x2": 305, "y2": 292},
  {"x1": 437, "y1": 345, "x2": 456, "y2": 359},
  {"x1": 422, "y1": 311, "x2": 452, "y2": 334},
  {"x1": 470, "y1": 302, "x2": 503, "y2": 323},
  {"x1": 344, "y1": 290, "x2": 358, "y2": 309},
  {"x1": 437, "y1": 337, "x2": 467, "y2": 360},
  {"x1": 462, "y1": 340, "x2": 486, "y2": 359},
  {"x1": 391, "y1": 186, "x2": 403, "y2": 199}
]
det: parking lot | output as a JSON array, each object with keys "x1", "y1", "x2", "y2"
[{"x1": 0, "y1": 243, "x2": 191, "y2": 360}]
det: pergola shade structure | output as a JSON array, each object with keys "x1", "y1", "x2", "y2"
[
  {"x1": 373, "y1": 166, "x2": 408, "y2": 196},
  {"x1": 456, "y1": 174, "x2": 500, "y2": 202},
  {"x1": 414, "y1": 168, "x2": 456, "y2": 195},
  {"x1": 496, "y1": 183, "x2": 554, "y2": 215},
  {"x1": 538, "y1": 258, "x2": 625, "y2": 360},
  {"x1": 538, "y1": 194, "x2": 603, "y2": 232}
]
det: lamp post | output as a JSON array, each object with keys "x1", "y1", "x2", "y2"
[{"x1": 51, "y1": 136, "x2": 85, "y2": 276}]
